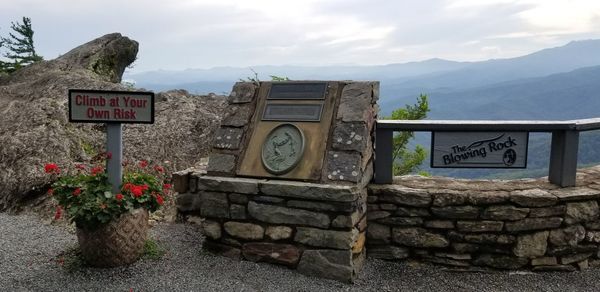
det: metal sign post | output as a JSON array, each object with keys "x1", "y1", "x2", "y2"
[
  {"x1": 68, "y1": 89, "x2": 154, "y2": 194},
  {"x1": 106, "y1": 123, "x2": 123, "y2": 194}
]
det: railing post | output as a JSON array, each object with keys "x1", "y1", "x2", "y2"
[
  {"x1": 548, "y1": 130, "x2": 579, "y2": 187},
  {"x1": 374, "y1": 126, "x2": 393, "y2": 184}
]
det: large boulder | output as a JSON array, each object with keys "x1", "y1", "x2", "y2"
[{"x1": 0, "y1": 33, "x2": 226, "y2": 210}]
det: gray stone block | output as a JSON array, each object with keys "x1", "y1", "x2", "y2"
[
  {"x1": 213, "y1": 127, "x2": 244, "y2": 150},
  {"x1": 392, "y1": 227, "x2": 449, "y2": 248},
  {"x1": 287, "y1": 200, "x2": 354, "y2": 212},
  {"x1": 424, "y1": 220, "x2": 455, "y2": 229},
  {"x1": 549, "y1": 225, "x2": 585, "y2": 246},
  {"x1": 505, "y1": 217, "x2": 563, "y2": 232},
  {"x1": 510, "y1": 189, "x2": 557, "y2": 207},
  {"x1": 529, "y1": 205, "x2": 566, "y2": 218},
  {"x1": 431, "y1": 206, "x2": 480, "y2": 219},
  {"x1": 474, "y1": 254, "x2": 528, "y2": 269},
  {"x1": 265, "y1": 226, "x2": 293, "y2": 240},
  {"x1": 254, "y1": 196, "x2": 285, "y2": 204},
  {"x1": 202, "y1": 220, "x2": 222, "y2": 240},
  {"x1": 325, "y1": 151, "x2": 362, "y2": 183},
  {"x1": 228, "y1": 82, "x2": 256, "y2": 104},
  {"x1": 198, "y1": 176, "x2": 259, "y2": 194},
  {"x1": 457, "y1": 220, "x2": 504, "y2": 232},
  {"x1": 331, "y1": 122, "x2": 368, "y2": 152},
  {"x1": 366, "y1": 223, "x2": 391, "y2": 244},
  {"x1": 370, "y1": 185, "x2": 431, "y2": 207},
  {"x1": 207, "y1": 153, "x2": 236, "y2": 174},
  {"x1": 230, "y1": 204, "x2": 247, "y2": 220},
  {"x1": 176, "y1": 192, "x2": 201, "y2": 212},
  {"x1": 513, "y1": 231, "x2": 549, "y2": 258},
  {"x1": 367, "y1": 245, "x2": 409, "y2": 260},
  {"x1": 294, "y1": 227, "x2": 358, "y2": 249},
  {"x1": 376, "y1": 217, "x2": 423, "y2": 226},
  {"x1": 221, "y1": 104, "x2": 254, "y2": 127},
  {"x1": 337, "y1": 82, "x2": 374, "y2": 122},
  {"x1": 481, "y1": 205, "x2": 529, "y2": 221},
  {"x1": 224, "y1": 221, "x2": 264, "y2": 240},
  {"x1": 565, "y1": 201, "x2": 599, "y2": 224},
  {"x1": 199, "y1": 191, "x2": 229, "y2": 218},
  {"x1": 259, "y1": 180, "x2": 359, "y2": 202},
  {"x1": 242, "y1": 243, "x2": 300, "y2": 266},
  {"x1": 297, "y1": 249, "x2": 354, "y2": 283},
  {"x1": 247, "y1": 201, "x2": 330, "y2": 228}
]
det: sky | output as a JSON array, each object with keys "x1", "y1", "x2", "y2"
[{"x1": 1, "y1": 0, "x2": 600, "y2": 72}]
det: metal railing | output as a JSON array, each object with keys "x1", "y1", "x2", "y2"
[{"x1": 374, "y1": 118, "x2": 600, "y2": 187}]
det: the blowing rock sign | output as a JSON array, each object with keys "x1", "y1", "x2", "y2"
[
  {"x1": 431, "y1": 131, "x2": 528, "y2": 168},
  {"x1": 69, "y1": 89, "x2": 154, "y2": 123}
]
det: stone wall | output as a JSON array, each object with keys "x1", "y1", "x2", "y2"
[
  {"x1": 367, "y1": 166, "x2": 600, "y2": 271},
  {"x1": 175, "y1": 173, "x2": 367, "y2": 282}
]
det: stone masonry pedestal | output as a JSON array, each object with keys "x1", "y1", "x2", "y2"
[{"x1": 176, "y1": 174, "x2": 367, "y2": 282}]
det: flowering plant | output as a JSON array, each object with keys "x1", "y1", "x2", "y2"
[{"x1": 44, "y1": 155, "x2": 171, "y2": 230}]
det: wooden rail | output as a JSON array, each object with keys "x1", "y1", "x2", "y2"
[{"x1": 374, "y1": 118, "x2": 600, "y2": 187}]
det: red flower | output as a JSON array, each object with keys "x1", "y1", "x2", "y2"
[
  {"x1": 122, "y1": 183, "x2": 134, "y2": 191},
  {"x1": 91, "y1": 166, "x2": 104, "y2": 176},
  {"x1": 73, "y1": 188, "x2": 81, "y2": 196},
  {"x1": 44, "y1": 163, "x2": 59, "y2": 174},
  {"x1": 75, "y1": 164, "x2": 86, "y2": 171},
  {"x1": 156, "y1": 194, "x2": 164, "y2": 205},
  {"x1": 131, "y1": 186, "x2": 143, "y2": 198},
  {"x1": 115, "y1": 193, "x2": 124, "y2": 201},
  {"x1": 154, "y1": 165, "x2": 164, "y2": 173},
  {"x1": 54, "y1": 206, "x2": 62, "y2": 220},
  {"x1": 139, "y1": 160, "x2": 148, "y2": 168},
  {"x1": 163, "y1": 184, "x2": 172, "y2": 190},
  {"x1": 141, "y1": 184, "x2": 149, "y2": 191},
  {"x1": 47, "y1": 188, "x2": 53, "y2": 196},
  {"x1": 105, "y1": 152, "x2": 113, "y2": 160}
]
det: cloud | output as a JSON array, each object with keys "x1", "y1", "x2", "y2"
[{"x1": 0, "y1": 0, "x2": 599, "y2": 71}]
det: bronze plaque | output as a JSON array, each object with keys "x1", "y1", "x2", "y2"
[
  {"x1": 238, "y1": 82, "x2": 338, "y2": 181},
  {"x1": 268, "y1": 82, "x2": 327, "y2": 99},
  {"x1": 262, "y1": 103, "x2": 323, "y2": 121}
]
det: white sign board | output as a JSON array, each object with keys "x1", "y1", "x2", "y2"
[
  {"x1": 69, "y1": 89, "x2": 154, "y2": 123},
  {"x1": 431, "y1": 131, "x2": 528, "y2": 168}
]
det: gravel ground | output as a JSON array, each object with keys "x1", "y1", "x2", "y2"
[{"x1": 1, "y1": 213, "x2": 599, "y2": 292}]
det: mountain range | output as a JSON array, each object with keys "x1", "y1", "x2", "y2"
[{"x1": 125, "y1": 39, "x2": 600, "y2": 178}]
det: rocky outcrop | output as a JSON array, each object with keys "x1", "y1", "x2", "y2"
[{"x1": 0, "y1": 33, "x2": 226, "y2": 210}]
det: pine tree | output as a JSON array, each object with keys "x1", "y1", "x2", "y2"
[{"x1": 1, "y1": 17, "x2": 43, "y2": 72}]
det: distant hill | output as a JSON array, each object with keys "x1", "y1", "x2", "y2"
[
  {"x1": 126, "y1": 58, "x2": 470, "y2": 94},
  {"x1": 124, "y1": 39, "x2": 600, "y2": 179},
  {"x1": 406, "y1": 65, "x2": 600, "y2": 120}
]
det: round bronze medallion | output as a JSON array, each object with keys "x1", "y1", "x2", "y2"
[{"x1": 261, "y1": 123, "x2": 305, "y2": 175}]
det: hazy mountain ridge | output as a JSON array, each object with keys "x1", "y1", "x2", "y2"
[{"x1": 125, "y1": 39, "x2": 600, "y2": 179}]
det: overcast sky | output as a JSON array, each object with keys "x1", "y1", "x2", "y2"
[{"x1": 1, "y1": 0, "x2": 599, "y2": 72}]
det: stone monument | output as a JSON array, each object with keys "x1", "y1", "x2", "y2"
[{"x1": 175, "y1": 81, "x2": 379, "y2": 282}]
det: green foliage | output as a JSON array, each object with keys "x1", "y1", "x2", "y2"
[
  {"x1": 240, "y1": 70, "x2": 290, "y2": 84},
  {"x1": 387, "y1": 94, "x2": 430, "y2": 175},
  {"x1": 270, "y1": 75, "x2": 290, "y2": 81},
  {"x1": 0, "y1": 17, "x2": 43, "y2": 73},
  {"x1": 142, "y1": 238, "x2": 166, "y2": 260}
]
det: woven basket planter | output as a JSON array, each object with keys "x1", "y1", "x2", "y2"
[{"x1": 76, "y1": 208, "x2": 149, "y2": 267}]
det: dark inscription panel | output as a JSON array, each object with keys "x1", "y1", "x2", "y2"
[
  {"x1": 268, "y1": 82, "x2": 327, "y2": 100},
  {"x1": 262, "y1": 103, "x2": 323, "y2": 122}
]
